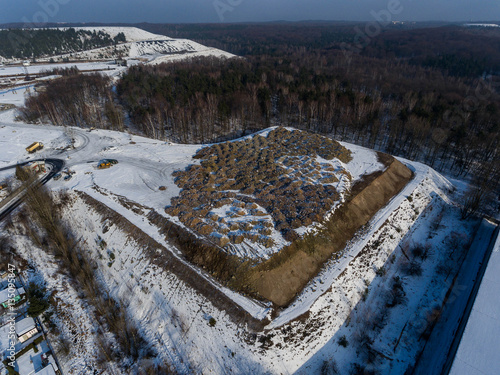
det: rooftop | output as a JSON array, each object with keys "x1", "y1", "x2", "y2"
[
  {"x1": 15, "y1": 317, "x2": 36, "y2": 337},
  {"x1": 450, "y1": 229, "x2": 500, "y2": 375}
]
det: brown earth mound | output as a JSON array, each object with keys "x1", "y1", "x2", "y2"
[
  {"x1": 241, "y1": 154, "x2": 413, "y2": 306},
  {"x1": 76, "y1": 150, "x2": 412, "y2": 321}
]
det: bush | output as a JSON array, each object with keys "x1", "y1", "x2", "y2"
[
  {"x1": 361, "y1": 287, "x2": 369, "y2": 301},
  {"x1": 405, "y1": 260, "x2": 423, "y2": 277},
  {"x1": 386, "y1": 277, "x2": 407, "y2": 307},
  {"x1": 375, "y1": 266, "x2": 386, "y2": 277},
  {"x1": 209, "y1": 317, "x2": 216, "y2": 327},
  {"x1": 338, "y1": 335, "x2": 349, "y2": 347},
  {"x1": 412, "y1": 244, "x2": 430, "y2": 260},
  {"x1": 27, "y1": 283, "x2": 49, "y2": 317}
]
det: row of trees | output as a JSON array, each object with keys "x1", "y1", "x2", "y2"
[
  {"x1": 13, "y1": 180, "x2": 166, "y2": 371},
  {"x1": 20, "y1": 24, "x2": 500, "y2": 206},
  {"x1": 0, "y1": 28, "x2": 126, "y2": 59},
  {"x1": 21, "y1": 72, "x2": 125, "y2": 131}
]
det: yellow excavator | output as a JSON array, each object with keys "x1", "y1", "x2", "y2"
[
  {"x1": 97, "y1": 159, "x2": 118, "y2": 169},
  {"x1": 97, "y1": 160, "x2": 111, "y2": 169}
]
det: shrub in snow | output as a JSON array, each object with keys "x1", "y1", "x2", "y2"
[
  {"x1": 198, "y1": 224, "x2": 214, "y2": 236},
  {"x1": 411, "y1": 244, "x2": 430, "y2": 260},
  {"x1": 375, "y1": 266, "x2": 386, "y2": 277},
  {"x1": 259, "y1": 236, "x2": 275, "y2": 248},
  {"x1": 404, "y1": 260, "x2": 423, "y2": 277},
  {"x1": 338, "y1": 335, "x2": 349, "y2": 347},
  {"x1": 230, "y1": 234, "x2": 245, "y2": 245}
]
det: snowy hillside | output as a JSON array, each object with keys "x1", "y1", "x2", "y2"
[
  {"x1": 34, "y1": 26, "x2": 235, "y2": 64},
  {"x1": 72, "y1": 26, "x2": 170, "y2": 42},
  {"x1": 130, "y1": 38, "x2": 235, "y2": 63},
  {"x1": 0, "y1": 106, "x2": 483, "y2": 374}
]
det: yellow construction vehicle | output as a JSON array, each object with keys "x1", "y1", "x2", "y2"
[
  {"x1": 97, "y1": 160, "x2": 112, "y2": 169},
  {"x1": 26, "y1": 142, "x2": 44, "y2": 153}
]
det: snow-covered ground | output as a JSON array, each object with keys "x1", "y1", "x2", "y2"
[
  {"x1": 0, "y1": 110, "x2": 385, "y2": 260},
  {"x1": 0, "y1": 86, "x2": 33, "y2": 106},
  {"x1": 71, "y1": 26, "x2": 169, "y2": 42},
  {"x1": 0, "y1": 107, "x2": 484, "y2": 374},
  {"x1": 464, "y1": 23, "x2": 500, "y2": 28},
  {"x1": 0, "y1": 61, "x2": 134, "y2": 78},
  {"x1": 48, "y1": 153, "x2": 475, "y2": 374},
  {"x1": 0, "y1": 112, "x2": 70, "y2": 165},
  {"x1": 1, "y1": 27, "x2": 235, "y2": 68},
  {"x1": 450, "y1": 226, "x2": 500, "y2": 375}
]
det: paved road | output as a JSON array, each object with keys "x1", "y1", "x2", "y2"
[{"x1": 0, "y1": 158, "x2": 65, "y2": 220}]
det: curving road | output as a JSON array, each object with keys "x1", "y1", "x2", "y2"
[{"x1": 0, "y1": 158, "x2": 65, "y2": 220}]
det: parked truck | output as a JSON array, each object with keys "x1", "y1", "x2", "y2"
[{"x1": 26, "y1": 142, "x2": 44, "y2": 153}]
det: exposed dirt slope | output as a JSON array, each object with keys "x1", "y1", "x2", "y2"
[
  {"x1": 246, "y1": 155, "x2": 413, "y2": 306},
  {"x1": 75, "y1": 191, "x2": 267, "y2": 331}
]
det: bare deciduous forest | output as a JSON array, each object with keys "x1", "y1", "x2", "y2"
[{"x1": 21, "y1": 23, "x2": 500, "y2": 209}]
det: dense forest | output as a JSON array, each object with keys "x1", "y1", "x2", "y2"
[
  {"x1": 20, "y1": 73, "x2": 124, "y2": 131},
  {"x1": 139, "y1": 23, "x2": 500, "y2": 78},
  {"x1": 20, "y1": 23, "x2": 500, "y2": 211},
  {"x1": 0, "y1": 28, "x2": 126, "y2": 59},
  {"x1": 116, "y1": 54, "x2": 498, "y2": 176}
]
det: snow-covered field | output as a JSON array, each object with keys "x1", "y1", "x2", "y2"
[
  {"x1": 0, "y1": 100, "x2": 484, "y2": 374},
  {"x1": 1, "y1": 27, "x2": 235, "y2": 69},
  {"x1": 23, "y1": 154, "x2": 474, "y2": 374},
  {"x1": 0, "y1": 107, "x2": 385, "y2": 260},
  {"x1": 464, "y1": 23, "x2": 500, "y2": 28},
  {"x1": 0, "y1": 61, "x2": 134, "y2": 78}
]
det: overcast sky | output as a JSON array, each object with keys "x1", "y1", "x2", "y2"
[{"x1": 0, "y1": 0, "x2": 498, "y2": 24}]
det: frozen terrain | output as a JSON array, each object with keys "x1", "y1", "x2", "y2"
[
  {"x1": 1, "y1": 27, "x2": 235, "y2": 67},
  {"x1": 0, "y1": 99, "x2": 485, "y2": 374}
]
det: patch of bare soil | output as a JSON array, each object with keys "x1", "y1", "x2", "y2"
[
  {"x1": 244, "y1": 154, "x2": 413, "y2": 306},
  {"x1": 73, "y1": 150, "x2": 412, "y2": 321},
  {"x1": 75, "y1": 191, "x2": 268, "y2": 331}
]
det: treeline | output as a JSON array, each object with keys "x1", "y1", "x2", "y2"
[
  {"x1": 15, "y1": 181, "x2": 170, "y2": 372},
  {"x1": 141, "y1": 23, "x2": 500, "y2": 78},
  {"x1": 19, "y1": 23, "x2": 500, "y2": 194},
  {"x1": 362, "y1": 26, "x2": 500, "y2": 77},
  {"x1": 0, "y1": 28, "x2": 126, "y2": 59},
  {"x1": 116, "y1": 53, "x2": 499, "y2": 178},
  {"x1": 20, "y1": 72, "x2": 124, "y2": 131}
]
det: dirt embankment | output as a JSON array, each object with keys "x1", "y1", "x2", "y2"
[
  {"x1": 245, "y1": 154, "x2": 413, "y2": 307},
  {"x1": 75, "y1": 191, "x2": 268, "y2": 331},
  {"x1": 75, "y1": 152, "x2": 412, "y2": 322}
]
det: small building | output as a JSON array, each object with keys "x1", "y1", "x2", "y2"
[
  {"x1": 35, "y1": 363, "x2": 57, "y2": 375},
  {"x1": 0, "y1": 286, "x2": 26, "y2": 308},
  {"x1": 23, "y1": 161, "x2": 46, "y2": 175},
  {"x1": 15, "y1": 317, "x2": 38, "y2": 343}
]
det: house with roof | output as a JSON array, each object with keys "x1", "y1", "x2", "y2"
[
  {"x1": 14, "y1": 342, "x2": 59, "y2": 375},
  {"x1": 15, "y1": 317, "x2": 38, "y2": 343},
  {"x1": 0, "y1": 286, "x2": 26, "y2": 308}
]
